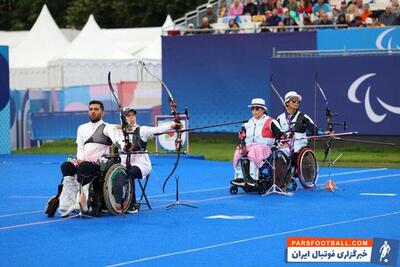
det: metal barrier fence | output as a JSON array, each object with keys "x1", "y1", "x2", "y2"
[{"x1": 273, "y1": 48, "x2": 400, "y2": 57}]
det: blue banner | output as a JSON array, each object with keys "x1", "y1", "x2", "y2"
[
  {"x1": 162, "y1": 32, "x2": 316, "y2": 132},
  {"x1": 269, "y1": 55, "x2": 400, "y2": 135},
  {"x1": 317, "y1": 27, "x2": 400, "y2": 50},
  {"x1": 31, "y1": 109, "x2": 153, "y2": 140},
  {"x1": 0, "y1": 46, "x2": 10, "y2": 154}
]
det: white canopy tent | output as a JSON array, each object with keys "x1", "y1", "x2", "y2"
[
  {"x1": 6, "y1": 5, "x2": 173, "y2": 89},
  {"x1": 48, "y1": 15, "x2": 137, "y2": 88},
  {"x1": 9, "y1": 5, "x2": 70, "y2": 89},
  {"x1": 132, "y1": 14, "x2": 174, "y2": 81}
]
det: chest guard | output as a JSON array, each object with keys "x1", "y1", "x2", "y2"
[
  {"x1": 129, "y1": 127, "x2": 147, "y2": 151},
  {"x1": 84, "y1": 123, "x2": 112, "y2": 146}
]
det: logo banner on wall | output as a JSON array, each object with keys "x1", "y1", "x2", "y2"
[
  {"x1": 162, "y1": 32, "x2": 316, "y2": 132},
  {"x1": 155, "y1": 115, "x2": 188, "y2": 152},
  {"x1": 317, "y1": 27, "x2": 400, "y2": 50},
  {"x1": 269, "y1": 55, "x2": 400, "y2": 135},
  {"x1": 0, "y1": 45, "x2": 10, "y2": 154}
]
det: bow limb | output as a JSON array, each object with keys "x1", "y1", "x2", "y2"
[
  {"x1": 315, "y1": 73, "x2": 333, "y2": 162},
  {"x1": 108, "y1": 72, "x2": 129, "y2": 144},
  {"x1": 140, "y1": 62, "x2": 185, "y2": 192}
]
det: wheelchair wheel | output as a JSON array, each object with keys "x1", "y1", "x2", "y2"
[
  {"x1": 230, "y1": 185, "x2": 238, "y2": 194},
  {"x1": 103, "y1": 164, "x2": 134, "y2": 215},
  {"x1": 296, "y1": 147, "x2": 319, "y2": 189},
  {"x1": 272, "y1": 151, "x2": 291, "y2": 190}
]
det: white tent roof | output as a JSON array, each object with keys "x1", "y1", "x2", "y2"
[
  {"x1": 0, "y1": 31, "x2": 28, "y2": 50},
  {"x1": 61, "y1": 15, "x2": 132, "y2": 60},
  {"x1": 10, "y1": 5, "x2": 69, "y2": 69},
  {"x1": 103, "y1": 27, "x2": 161, "y2": 55},
  {"x1": 162, "y1": 14, "x2": 175, "y2": 31},
  {"x1": 9, "y1": 5, "x2": 70, "y2": 89},
  {"x1": 132, "y1": 37, "x2": 161, "y2": 61}
]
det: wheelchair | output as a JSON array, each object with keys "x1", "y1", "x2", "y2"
[
  {"x1": 229, "y1": 149, "x2": 291, "y2": 195},
  {"x1": 292, "y1": 146, "x2": 319, "y2": 189},
  {"x1": 85, "y1": 156, "x2": 135, "y2": 216},
  {"x1": 229, "y1": 146, "x2": 319, "y2": 195}
]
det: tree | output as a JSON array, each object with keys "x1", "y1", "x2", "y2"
[{"x1": 0, "y1": 0, "x2": 208, "y2": 30}]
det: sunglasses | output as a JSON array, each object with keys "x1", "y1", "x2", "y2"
[
  {"x1": 290, "y1": 99, "x2": 301, "y2": 104},
  {"x1": 251, "y1": 107, "x2": 261, "y2": 111}
]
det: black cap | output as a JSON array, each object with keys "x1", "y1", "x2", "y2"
[{"x1": 122, "y1": 107, "x2": 137, "y2": 116}]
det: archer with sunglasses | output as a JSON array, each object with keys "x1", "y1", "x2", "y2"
[
  {"x1": 277, "y1": 91, "x2": 325, "y2": 156},
  {"x1": 232, "y1": 98, "x2": 285, "y2": 187}
]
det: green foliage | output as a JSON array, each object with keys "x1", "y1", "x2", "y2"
[{"x1": 0, "y1": 0, "x2": 208, "y2": 30}]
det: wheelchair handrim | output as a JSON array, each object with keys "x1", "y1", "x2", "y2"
[{"x1": 296, "y1": 147, "x2": 319, "y2": 189}]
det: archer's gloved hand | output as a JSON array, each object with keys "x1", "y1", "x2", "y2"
[{"x1": 172, "y1": 122, "x2": 183, "y2": 130}]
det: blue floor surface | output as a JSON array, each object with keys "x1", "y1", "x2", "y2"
[{"x1": 0, "y1": 154, "x2": 399, "y2": 267}]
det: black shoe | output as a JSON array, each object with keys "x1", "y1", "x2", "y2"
[
  {"x1": 231, "y1": 178, "x2": 245, "y2": 185},
  {"x1": 126, "y1": 202, "x2": 139, "y2": 214},
  {"x1": 246, "y1": 177, "x2": 257, "y2": 186}
]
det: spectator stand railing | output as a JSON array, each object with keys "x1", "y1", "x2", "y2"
[{"x1": 272, "y1": 47, "x2": 400, "y2": 58}]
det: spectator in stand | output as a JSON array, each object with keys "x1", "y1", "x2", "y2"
[
  {"x1": 302, "y1": 16, "x2": 315, "y2": 31},
  {"x1": 227, "y1": 18, "x2": 241, "y2": 33},
  {"x1": 244, "y1": 0, "x2": 259, "y2": 16},
  {"x1": 348, "y1": 15, "x2": 365, "y2": 27},
  {"x1": 184, "y1": 23, "x2": 196, "y2": 35},
  {"x1": 339, "y1": 1, "x2": 347, "y2": 14},
  {"x1": 354, "y1": 0, "x2": 363, "y2": 14},
  {"x1": 336, "y1": 13, "x2": 348, "y2": 28},
  {"x1": 219, "y1": 0, "x2": 228, "y2": 17},
  {"x1": 298, "y1": 0, "x2": 312, "y2": 16},
  {"x1": 365, "y1": 17, "x2": 374, "y2": 27},
  {"x1": 283, "y1": 11, "x2": 292, "y2": 25},
  {"x1": 228, "y1": 0, "x2": 244, "y2": 16},
  {"x1": 199, "y1": 17, "x2": 213, "y2": 34},
  {"x1": 360, "y1": 3, "x2": 371, "y2": 22},
  {"x1": 276, "y1": 1, "x2": 285, "y2": 18},
  {"x1": 391, "y1": 0, "x2": 400, "y2": 15},
  {"x1": 270, "y1": 0, "x2": 279, "y2": 10},
  {"x1": 379, "y1": 6, "x2": 399, "y2": 26},
  {"x1": 267, "y1": 8, "x2": 282, "y2": 26},
  {"x1": 287, "y1": 0, "x2": 298, "y2": 13},
  {"x1": 316, "y1": 11, "x2": 334, "y2": 28},
  {"x1": 346, "y1": 4, "x2": 360, "y2": 22},
  {"x1": 259, "y1": 0, "x2": 274, "y2": 14},
  {"x1": 312, "y1": 0, "x2": 332, "y2": 14},
  {"x1": 205, "y1": 4, "x2": 217, "y2": 24},
  {"x1": 289, "y1": 14, "x2": 300, "y2": 31},
  {"x1": 331, "y1": 8, "x2": 339, "y2": 22},
  {"x1": 277, "y1": 20, "x2": 287, "y2": 31}
]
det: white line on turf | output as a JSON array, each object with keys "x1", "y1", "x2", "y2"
[
  {"x1": 360, "y1": 193, "x2": 397, "y2": 196},
  {"x1": 319, "y1": 168, "x2": 387, "y2": 177},
  {"x1": 0, "y1": 210, "x2": 42, "y2": 218},
  {"x1": 1, "y1": 170, "x2": 399, "y2": 223},
  {"x1": 0, "y1": 217, "x2": 72, "y2": 230},
  {"x1": 8, "y1": 196, "x2": 49, "y2": 199},
  {"x1": 104, "y1": 211, "x2": 400, "y2": 267}
]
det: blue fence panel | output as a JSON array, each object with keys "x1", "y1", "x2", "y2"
[
  {"x1": 162, "y1": 32, "x2": 316, "y2": 132},
  {"x1": 317, "y1": 27, "x2": 400, "y2": 50},
  {"x1": 31, "y1": 109, "x2": 153, "y2": 140},
  {"x1": 0, "y1": 45, "x2": 10, "y2": 154},
  {"x1": 269, "y1": 54, "x2": 400, "y2": 135}
]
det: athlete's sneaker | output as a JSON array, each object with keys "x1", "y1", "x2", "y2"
[
  {"x1": 246, "y1": 177, "x2": 257, "y2": 186},
  {"x1": 231, "y1": 178, "x2": 245, "y2": 185},
  {"x1": 126, "y1": 203, "x2": 139, "y2": 214}
]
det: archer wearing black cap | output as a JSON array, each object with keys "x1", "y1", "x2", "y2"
[{"x1": 112, "y1": 106, "x2": 181, "y2": 213}]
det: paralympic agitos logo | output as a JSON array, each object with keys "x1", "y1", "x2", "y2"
[
  {"x1": 347, "y1": 73, "x2": 400, "y2": 123},
  {"x1": 375, "y1": 28, "x2": 400, "y2": 49}
]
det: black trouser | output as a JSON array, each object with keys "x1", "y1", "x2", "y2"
[{"x1": 60, "y1": 161, "x2": 100, "y2": 186}]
